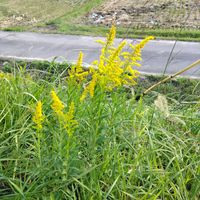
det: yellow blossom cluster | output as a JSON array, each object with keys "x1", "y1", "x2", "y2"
[
  {"x1": 129, "y1": 36, "x2": 155, "y2": 61},
  {"x1": 62, "y1": 102, "x2": 78, "y2": 137},
  {"x1": 32, "y1": 26, "x2": 154, "y2": 136},
  {"x1": 106, "y1": 24, "x2": 116, "y2": 46},
  {"x1": 77, "y1": 25, "x2": 154, "y2": 101},
  {"x1": 0, "y1": 71, "x2": 12, "y2": 79},
  {"x1": 80, "y1": 73, "x2": 97, "y2": 101},
  {"x1": 51, "y1": 90, "x2": 78, "y2": 136},
  {"x1": 0, "y1": 72, "x2": 5, "y2": 79},
  {"x1": 68, "y1": 51, "x2": 89, "y2": 82},
  {"x1": 32, "y1": 91, "x2": 78, "y2": 137},
  {"x1": 32, "y1": 101, "x2": 44, "y2": 130},
  {"x1": 51, "y1": 90, "x2": 65, "y2": 116}
]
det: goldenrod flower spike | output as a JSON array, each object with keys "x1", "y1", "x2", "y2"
[
  {"x1": 63, "y1": 102, "x2": 78, "y2": 137},
  {"x1": 80, "y1": 74, "x2": 97, "y2": 101},
  {"x1": 0, "y1": 72, "x2": 12, "y2": 79},
  {"x1": 50, "y1": 91, "x2": 78, "y2": 136},
  {"x1": 76, "y1": 51, "x2": 84, "y2": 73},
  {"x1": 89, "y1": 74, "x2": 97, "y2": 97},
  {"x1": 106, "y1": 25, "x2": 116, "y2": 46},
  {"x1": 109, "y1": 41, "x2": 127, "y2": 63},
  {"x1": 32, "y1": 101, "x2": 44, "y2": 130},
  {"x1": 96, "y1": 25, "x2": 116, "y2": 48},
  {"x1": 131, "y1": 36, "x2": 154, "y2": 60},
  {"x1": 79, "y1": 26, "x2": 154, "y2": 100},
  {"x1": 66, "y1": 102, "x2": 75, "y2": 120},
  {"x1": 51, "y1": 90, "x2": 65, "y2": 116},
  {"x1": 0, "y1": 72, "x2": 5, "y2": 79},
  {"x1": 68, "y1": 51, "x2": 88, "y2": 82}
]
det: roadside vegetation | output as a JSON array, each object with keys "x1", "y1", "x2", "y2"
[
  {"x1": 0, "y1": 0, "x2": 200, "y2": 41},
  {"x1": 0, "y1": 26, "x2": 199, "y2": 199}
]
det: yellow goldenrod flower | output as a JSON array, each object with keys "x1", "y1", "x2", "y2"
[
  {"x1": 140, "y1": 36, "x2": 155, "y2": 48},
  {"x1": 0, "y1": 72, "x2": 12, "y2": 79},
  {"x1": 67, "y1": 102, "x2": 75, "y2": 119},
  {"x1": 51, "y1": 90, "x2": 65, "y2": 116},
  {"x1": 75, "y1": 71, "x2": 89, "y2": 82},
  {"x1": 68, "y1": 51, "x2": 88, "y2": 82},
  {"x1": 0, "y1": 72, "x2": 5, "y2": 79},
  {"x1": 108, "y1": 41, "x2": 127, "y2": 64},
  {"x1": 106, "y1": 24, "x2": 116, "y2": 46},
  {"x1": 50, "y1": 91, "x2": 78, "y2": 136},
  {"x1": 32, "y1": 101, "x2": 44, "y2": 130},
  {"x1": 76, "y1": 51, "x2": 84, "y2": 73},
  {"x1": 98, "y1": 50, "x2": 106, "y2": 73},
  {"x1": 96, "y1": 39, "x2": 106, "y2": 45},
  {"x1": 63, "y1": 102, "x2": 78, "y2": 137},
  {"x1": 79, "y1": 25, "x2": 154, "y2": 100},
  {"x1": 80, "y1": 73, "x2": 97, "y2": 101},
  {"x1": 130, "y1": 36, "x2": 155, "y2": 59},
  {"x1": 96, "y1": 24, "x2": 116, "y2": 56},
  {"x1": 89, "y1": 74, "x2": 97, "y2": 97}
]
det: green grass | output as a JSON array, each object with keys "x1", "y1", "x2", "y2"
[
  {"x1": 3, "y1": 24, "x2": 200, "y2": 42},
  {"x1": 0, "y1": 0, "x2": 72, "y2": 22},
  {"x1": 56, "y1": 24, "x2": 200, "y2": 42},
  {"x1": 0, "y1": 60, "x2": 199, "y2": 199}
]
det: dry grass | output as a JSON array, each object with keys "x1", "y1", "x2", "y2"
[
  {"x1": 87, "y1": 0, "x2": 200, "y2": 29},
  {"x1": 0, "y1": 0, "x2": 73, "y2": 28}
]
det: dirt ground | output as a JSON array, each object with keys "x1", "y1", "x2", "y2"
[
  {"x1": 0, "y1": 0, "x2": 71, "y2": 29},
  {"x1": 87, "y1": 0, "x2": 200, "y2": 29},
  {"x1": 0, "y1": 0, "x2": 199, "y2": 31}
]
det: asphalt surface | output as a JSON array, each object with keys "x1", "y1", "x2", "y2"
[{"x1": 0, "y1": 31, "x2": 200, "y2": 78}]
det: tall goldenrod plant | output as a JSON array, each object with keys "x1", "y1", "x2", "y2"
[
  {"x1": 67, "y1": 25, "x2": 154, "y2": 101},
  {"x1": 50, "y1": 90, "x2": 78, "y2": 180},
  {"x1": 51, "y1": 90, "x2": 78, "y2": 137},
  {"x1": 32, "y1": 101, "x2": 45, "y2": 165}
]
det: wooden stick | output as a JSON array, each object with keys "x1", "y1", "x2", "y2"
[{"x1": 135, "y1": 59, "x2": 200, "y2": 101}]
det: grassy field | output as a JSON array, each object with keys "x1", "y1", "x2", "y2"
[
  {"x1": 0, "y1": 60, "x2": 199, "y2": 200},
  {"x1": 0, "y1": 0, "x2": 72, "y2": 28},
  {"x1": 0, "y1": 0, "x2": 200, "y2": 41},
  {"x1": 0, "y1": 0, "x2": 104, "y2": 30},
  {"x1": 0, "y1": 27, "x2": 199, "y2": 199}
]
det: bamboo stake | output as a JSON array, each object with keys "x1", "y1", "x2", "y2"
[{"x1": 136, "y1": 59, "x2": 200, "y2": 100}]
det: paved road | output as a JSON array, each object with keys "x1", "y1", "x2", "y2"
[{"x1": 0, "y1": 31, "x2": 200, "y2": 78}]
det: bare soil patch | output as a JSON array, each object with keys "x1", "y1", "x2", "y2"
[
  {"x1": 0, "y1": 14, "x2": 38, "y2": 29},
  {"x1": 87, "y1": 0, "x2": 200, "y2": 29},
  {"x1": 0, "y1": 0, "x2": 71, "y2": 29}
]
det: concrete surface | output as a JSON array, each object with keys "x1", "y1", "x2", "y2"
[{"x1": 0, "y1": 31, "x2": 200, "y2": 78}]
